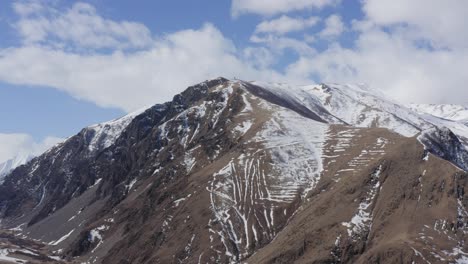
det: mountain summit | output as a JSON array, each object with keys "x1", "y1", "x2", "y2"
[{"x1": 1, "y1": 78, "x2": 467, "y2": 263}]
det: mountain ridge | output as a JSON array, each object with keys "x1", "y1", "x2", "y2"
[
  {"x1": 0, "y1": 153, "x2": 34, "y2": 183},
  {"x1": 0, "y1": 78, "x2": 467, "y2": 263}
]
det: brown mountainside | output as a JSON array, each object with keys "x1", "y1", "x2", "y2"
[{"x1": 0, "y1": 78, "x2": 467, "y2": 264}]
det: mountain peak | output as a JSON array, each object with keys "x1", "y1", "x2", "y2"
[{"x1": 1, "y1": 79, "x2": 468, "y2": 263}]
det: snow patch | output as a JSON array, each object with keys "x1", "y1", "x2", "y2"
[
  {"x1": 87, "y1": 107, "x2": 146, "y2": 152},
  {"x1": 49, "y1": 229, "x2": 75, "y2": 246},
  {"x1": 126, "y1": 178, "x2": 137, "y2": 191},
  {"x1": 233, "y1": 120, "x2": 253, "y2": 136},
  {"x1": 207, "y1": 96, "x2": 327, "y2": 262},
  {"x1": 342, "y1": 165, "x2": 382, "y2": 238}
]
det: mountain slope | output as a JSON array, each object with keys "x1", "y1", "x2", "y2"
[
  {"x1": 245, "y1": 81, "x2": 468, "y2": 171},
  {"x1": 0, "y1": 153, "x2": 34, "y2": 184},
  {"x1": 0, "y1": 106, "x2": 149, "y2": 228},
  {"x1": 0, "y1": 78, "x2": 467, "y2": 264},
  {"x1": 410, "y1": 104, "x2": 468, "y2": 122}
]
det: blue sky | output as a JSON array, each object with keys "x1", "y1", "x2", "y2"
[
  {"x1": 0, "y1": 0, "x2": 467, "y2": 162},
  {"x1": 0, "y1": 0, "x2": 358, "y2": 142}
]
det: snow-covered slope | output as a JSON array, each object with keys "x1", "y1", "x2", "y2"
[
  {"x1": 245, "y1": 81, "x2": 436, "y2": 137},
  {"x1": 417, "y1": 112, "x2": 468, "y2": 141},
  {"x1": 409, "y1": 104, "x2": 468, "y2": 147},
  {"x1": 251, "y1": 81, "x2": 468, "y2": 142},
  {"x1": 242, "y1": 81, "x2": 468, "y2": 170},
  {"x1": 303, "y1": 83, "x2": 436, "y2": 136},
  {"x1": 0, "y1": 108, "x2": 142, "y2": 182},
  {"x1": 410, "y1": 104, "x2": 468, "y2": 122},
  {"x1": 84, "y1": 107, "x2": 147, "y2": 152},
  {"x1": 0, "y1": 153, "x2": 34, "y2": 183}
]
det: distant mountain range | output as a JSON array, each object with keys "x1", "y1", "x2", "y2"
[{"x1": 0, "y1": 78, "x2": 467, "y2": 264}]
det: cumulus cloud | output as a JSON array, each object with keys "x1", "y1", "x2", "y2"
[
  {"x1": 362, "y1": 0, "x2": 468, "y2": 49},
  {"x1": 12, "y1": 0, "x2": 43, "y2": 17},
  {"x1": 242, "y1": 47, "x2": 275, "y2": 69},
  {"x1": 231, "y1": 0, "x2": 338, "y2": 17},
  {"x1": 255, "y1": 15, "x2": 319, "y2": 35},
  {"x1": 13, "y1": 1, "x2": 152, "y2": 50},
  {"x1": 0, "y1": 133, "x2": 63, "y2": 164},
  {"x1": 319, "y1": 14, "x2": 344, "y2": 39},
  {"x1": 2, "y1": 0, "x2": 468, "y2": 115},
  {"x1": 0, "y1": 24, "x2": 288, "y2": 112},
  {"x1": 286, "y1": 1, "x2": 468, "y2": 104},
  {"x1": 250, "y1": 34, "x2": 316, "y2": 56},
  {"x1": 250, "y1": 15, "x2": 319, "y2": 56},
  {"x1": 0, "y1": 2, "x2": 290, "y2": 112}
]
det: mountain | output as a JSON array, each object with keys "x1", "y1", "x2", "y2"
[
  {"x1": 0, "y1": 153, "x2": 34, "y2": 183},
  {"x1": 410, "y1": 104, "x2": 468, "y2": 148},
  {"x1": 0, "y1": 78, "x2": 467, "y2": 264},
  {"x1": 410, "y1": 104, "x2": 468, "y2": 122}
]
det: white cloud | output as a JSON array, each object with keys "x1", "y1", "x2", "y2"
[
  {"x1": 13, "y1": 1, "x2": 152, "y2": 50},
  {"x1": 12, "y1": 0, "x2": 43, "y2": 17},
  {"x1": 319, "y1": 14, "x2": 344, "y2": 39},
  {"x1": 0, "y1": 23, "x2": 287, "y2": 112},
  {"x1": 243, "y1": 47, "x2": 275, "y2": 69},
  {"x1": 251, "y1": 15, "x2": 319, "y2": 56},
  {"x1": 286, "y1": 2, "x2": 468, "y2": 105},
  {"x1": 255, "y1": 15, "x2": 319, "y2": 35},
  {"x1": 250, "y1": 34, "x2": 316, "y2": 56},
  {"x1": 3, "y1": 0, "x2": 468, "y2": 118},
  {"x1": 4, "y1": 0, "x2": 468, "y2": 167},
  {"x1": 0, "y1": 2, "x2": 292, "y2": 112},
  {"x1": 362, "y1": 0, "x2": 468, "y2": 49},
  {"x1": 231, "y1": 0, "x2": 338, "y2": 17},
  {"x1": 0, "y1": 133, "x2": 63, "y2": 164},
  {"x1": 303, "y1": 34, "x2": 316, "y2": 43}
]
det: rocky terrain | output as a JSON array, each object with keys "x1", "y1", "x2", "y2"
[{"x1": 0, "y1": 78, "x2": 467, "y2": 263}]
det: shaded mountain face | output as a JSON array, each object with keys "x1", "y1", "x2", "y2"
[{"x1": 0, "y1": 78, "x2": 467, "y2": 264}]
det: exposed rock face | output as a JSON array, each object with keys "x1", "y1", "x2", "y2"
[
  {"x1": 419, "y1": 127, "x2": 468, "y2": 171},
  {"x1": 0, "y1": 78, "x2": 467, "y2": 264}
]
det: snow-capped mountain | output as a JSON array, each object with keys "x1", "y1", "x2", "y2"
[
  {"x1": 409, "y1": 104, "x2": 468, "y2": 149},
  {"x1": 0, "y1": 78, "x2": 467, "y2": 264},
  {"x1": 245, "y1": 81, "x2": 468, "y2": 170}
]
